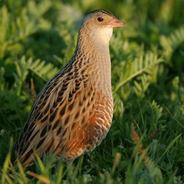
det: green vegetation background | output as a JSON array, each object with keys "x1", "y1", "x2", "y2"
[{"x1": 0, "y1": 0, "x2": 184, "y2": 183}]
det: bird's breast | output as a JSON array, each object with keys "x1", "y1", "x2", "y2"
[{"x1": 91, "y1": 51, "x2": 112, "y2": 98}]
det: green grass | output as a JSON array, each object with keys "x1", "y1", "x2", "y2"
[{"x1": 0, "y1": 0, "x2": 184, "y2": 183}]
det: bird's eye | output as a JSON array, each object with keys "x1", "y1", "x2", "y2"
[{"x1": 97, "y1": 17, "x2": 104, "y2": 22}]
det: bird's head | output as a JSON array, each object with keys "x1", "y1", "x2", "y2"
[{"x1": 80, "y1": 10, "x2": 124, "y2": 46}]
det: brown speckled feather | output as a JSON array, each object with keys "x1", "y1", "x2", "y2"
[{"x1": 15, "y1": 9, "x2": 123, "y2": 167}]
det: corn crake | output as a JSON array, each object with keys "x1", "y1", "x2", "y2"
[{"x1": 15, "y1": 9, "x2": 124, "y2": 167}]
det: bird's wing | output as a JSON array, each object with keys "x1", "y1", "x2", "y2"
[{"x1": 15, "y1": 62, "x2": 79, "y2": 164}]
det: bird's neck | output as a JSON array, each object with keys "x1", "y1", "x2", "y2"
[{"x1": 74, "y1": 30, "x2": 112, "y2": 97}]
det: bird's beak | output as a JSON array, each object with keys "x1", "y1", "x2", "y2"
[{"x1": 109, "y1": 17, "x2": 125, "y2": 28}]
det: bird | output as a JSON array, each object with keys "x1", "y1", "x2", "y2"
[{"x1": 15, "y1": 9, "x2": 124, "y2": 167}]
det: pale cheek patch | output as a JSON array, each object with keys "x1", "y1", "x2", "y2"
[
  {"x1": 103, "y1": 27, "x2": 113, "y2": 41},
  {"x1": 90, "y1": 27, "x2": 113, "y2": 44}
]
